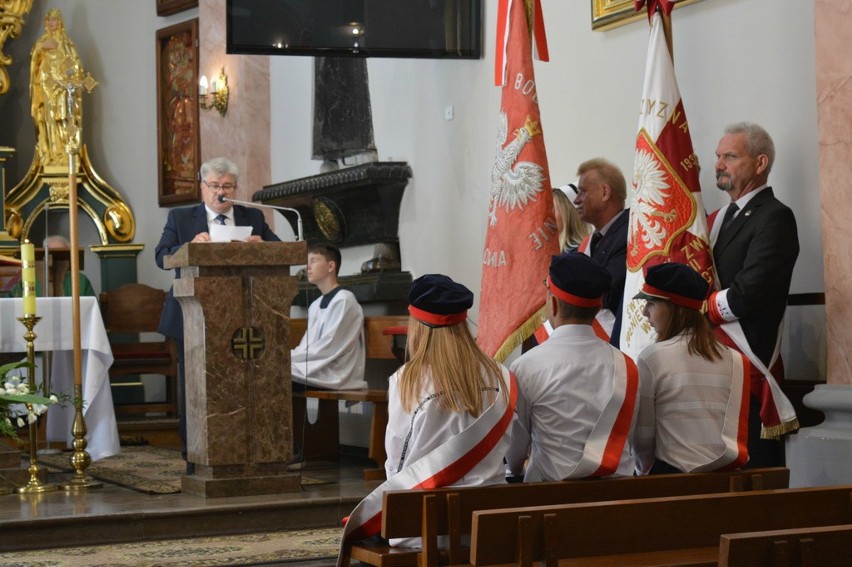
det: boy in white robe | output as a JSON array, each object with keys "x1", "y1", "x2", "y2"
[{"x1": 291, "y1": 243, "x2": 366, "y2": 390}]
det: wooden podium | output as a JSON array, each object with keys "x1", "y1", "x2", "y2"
[{"x1": 165, "y1": 241, "x2": 306, "y2": 497}]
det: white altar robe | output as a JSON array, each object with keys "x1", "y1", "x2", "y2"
[{"x1": 291, "y1": 288, "x2": 367, "y2": 390}]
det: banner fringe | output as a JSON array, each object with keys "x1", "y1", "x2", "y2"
[
  {"x1": 492, "y1": 306, "x2": 546, "y2": 363},
  {"x1": 761, "y1": 418, "x2": 800, "y2": 441}
]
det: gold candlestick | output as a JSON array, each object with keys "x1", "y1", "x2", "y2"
[
  {"x1": 16, "y1": 314, "x2": 57, "y2": 494},
  {"x1": 59, "y1": 381, "x2": 101, "y2": 491}
]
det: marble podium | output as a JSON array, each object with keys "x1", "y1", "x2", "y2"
[{"x1": 164, "y1": 241, "x2": 306, "y2": 497}]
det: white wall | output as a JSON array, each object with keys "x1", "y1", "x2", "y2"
[{"x1": 1, "y1": 0, "x2": 824, "y2": 376}]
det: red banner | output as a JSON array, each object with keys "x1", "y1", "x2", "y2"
[{"x1": 479, "y1": 0, "x2": 557, "y2": 361}]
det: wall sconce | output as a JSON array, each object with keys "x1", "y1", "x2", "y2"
[{"x1": 199, "y1": 67, "x2": 229, "y2": 116}]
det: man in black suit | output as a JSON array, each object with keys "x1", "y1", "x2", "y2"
[
  {"x1": 707, "y1": 122, "x2": 799, "y2": 468},
  {"x1": 573, "y1": 158, "x2": 629, "y2": 347},
  {"x1": 155, "y1": 156, "x2": 280, "y2": 472}
]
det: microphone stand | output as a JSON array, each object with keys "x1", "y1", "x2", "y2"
[{"x1": 218, "y1": 195, "x2": 304, "y2": 242}]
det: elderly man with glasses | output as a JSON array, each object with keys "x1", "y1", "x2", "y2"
[{"x1": 155, "y1": 156, "x2": 280, "y2": 473}]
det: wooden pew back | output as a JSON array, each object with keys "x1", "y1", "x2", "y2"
[
  {"x1": 719, "y1": 523, "x2": 852, "y2": 567},
  {"x1": 346, "y1": 468, "x2": 789, "y2": 567},
  {"x1": 381, "y1": 467, "x2": 789, "y2": 539},
  {"x1": 468, "y1": 486, "x2": 852, "y2": 566}
]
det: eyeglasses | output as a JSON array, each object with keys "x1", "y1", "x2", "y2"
[{"x1": 203, "y1": 180, "x2": 237, "y2": 192}]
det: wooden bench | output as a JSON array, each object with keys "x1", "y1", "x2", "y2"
[
  {"x1": 344, "y1": 467, "x2": 790, "y2": 567},
  {"x1": 465, "y1": 485, "x2": 852, "y2": 566},
  {"x1": 719, "y1": 523, "x2": 852, "y2": 567},
  {"x1": 289, "y1": 315, "x2": 407, "y2": 480}
]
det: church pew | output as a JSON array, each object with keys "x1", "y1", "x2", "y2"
[
  {"x1": 345, "y1": 467, "x2": 790, "y2": 567},
  {"x1": 465, "y1": 485, "x2": 852, "y2": 567},
  {"x1": 290, "y1": 315, "x2": 407, "y2": 479},
  {"x1": 718, "y1": 523, "x2": 852, "y2": 567}
]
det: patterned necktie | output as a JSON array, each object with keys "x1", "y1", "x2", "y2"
[
  {"x1": 720, "y1": 203, "x2": 739, "y2": 233},
  {"x1": 214, "y1": 214, "x2": 227, "y2": 226}
]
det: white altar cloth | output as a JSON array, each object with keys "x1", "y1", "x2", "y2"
[{"x1": 0, "y1": 297, "x2": 120, "y2": 461}]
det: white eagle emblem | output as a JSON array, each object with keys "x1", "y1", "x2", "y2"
[
  {"x1": 631, "y1": 148, "x2": 677, "y2": 249},
  {"x1": 489, "y1": 112, "x2": 545, "y2": 226}
]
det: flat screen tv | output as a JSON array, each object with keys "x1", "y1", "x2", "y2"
[{"x1": 226, "y1": 0, "x2": 482, "y2": 59}]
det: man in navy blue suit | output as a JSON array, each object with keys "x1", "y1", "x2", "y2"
[
  {"x1": 573, "y1": 158, "x2": 629, "y2": 348},
  {"x1": 155, "y1": 156, "x2": 279, "y2": 472}
]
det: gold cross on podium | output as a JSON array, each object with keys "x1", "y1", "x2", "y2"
[{"x1": 232, "y1": 327, "x2": 266, "y2": 360}]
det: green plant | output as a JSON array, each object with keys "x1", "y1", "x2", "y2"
[{"x1": 1, "y1": 361, "x2": 58, "y2": 441}]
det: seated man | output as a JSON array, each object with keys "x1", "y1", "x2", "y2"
[
  {"x1": 506, "y1": 252, "x2": 638, "y2": 481},
  {"x1": 291, "y1": 242, "x2": 366, "y2": 390},
  {"x1": 8, "y1": 235, "x2": 96, "y2": 297}
]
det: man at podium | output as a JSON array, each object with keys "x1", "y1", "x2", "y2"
[{"x1": 155, "y1": 156, "x2": 280, "y2": 472}]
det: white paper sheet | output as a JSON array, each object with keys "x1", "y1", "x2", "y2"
[{"x1": 209, "y1": 224, "x2": 253, "y2": 242}]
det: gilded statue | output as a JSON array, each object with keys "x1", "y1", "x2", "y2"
[
  {"x1": 5, "y1": 6, "x2": 136, "y2": 246},
  {"x1": 29, "y1": 9, "x2": 82, "y2": 166}
]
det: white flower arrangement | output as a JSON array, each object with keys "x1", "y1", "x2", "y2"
[{"x1": 1, "y1": 361, "x2": 59, "y2": 442}]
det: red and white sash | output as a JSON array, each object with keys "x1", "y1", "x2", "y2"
[
  {"x1": 337, "y1": 370, "x2": 518, "y2": 567},
  {"x1": 692, "y1": 350, "x2": 750, "y2": 471},
  {"x1": 566, "y1": 349, "x2": 638, "y2": 478},
  {"x1": 708, "y1": 208, "x2": 798, "y2": 439}
]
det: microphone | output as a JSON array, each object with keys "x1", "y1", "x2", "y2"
[{"x1": 218, "y1": 194, "x2": 304, "y2": 242}]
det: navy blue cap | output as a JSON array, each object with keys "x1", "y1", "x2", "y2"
[
  {"x1": 634, "y1": 263, "x2": 709, "y2": 309},
  {"x1": 547, "y1": 252, "x2": 612, "y2": 307},
  {"x1": 408, "y1": 274, "x2": 473, "y2": 327}
]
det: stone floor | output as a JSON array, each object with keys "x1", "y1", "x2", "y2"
[{"x1": 0, "y1": 454, "x2": 380, "y2": 553}]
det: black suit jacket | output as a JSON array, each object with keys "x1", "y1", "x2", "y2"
[
  {"x1": 590, "y1": 208, "x2": 629, "y2": 347},
  {"x1": 713, "y1": 188, "x2": 799, "y2": 366},
  {"x1": 155, "y1": 204, "x2": 280, "y2": 339}
]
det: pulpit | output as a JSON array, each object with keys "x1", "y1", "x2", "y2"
[{"x1": 164, "y1": 241, "x2": 306, "y2": 497}]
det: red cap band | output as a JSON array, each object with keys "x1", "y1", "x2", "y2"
[
  {"x1": 408, "y1": 305, "x2": 468, "y2": 327},
  {"x1": 641, "y1": 283, "x2": 705, "y2": 310},
  {"x1": 547, "y1": 276, "x2": 603, "y2": 308}
]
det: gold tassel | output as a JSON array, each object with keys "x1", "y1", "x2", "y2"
[
  {"x1": 492, "y1": 306, "x2": 547, "y2": 363},
  {"x1": 761, "y1": 418, "x2": 800, "y2": 440}
]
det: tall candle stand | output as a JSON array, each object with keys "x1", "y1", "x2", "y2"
[
  {"x1": 46, "y1": 54, "x2": 101, "y2": 492},
  {"x1": 16, "y1": 314, "x2": 57, "y2": 494}
]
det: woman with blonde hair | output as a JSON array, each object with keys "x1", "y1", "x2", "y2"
[
  {"x1": 632, "y1": 263, "x2": 750, "y2": 474},
  {"x1": 553, "y1": 184, "x2": 592, "y2": 252},
  {"x1": 338, "y1": 274, "x2": 516, "y2": 549},
  {"x1": 385, "y1": 274, "x2": 514, "y2": 485}
]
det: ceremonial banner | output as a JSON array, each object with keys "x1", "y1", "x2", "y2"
[
  {"x1": 627, "y1": 2, "x2": 797, "y2": 439},
  {"x1": 620, "y1": 5, "x2": 713, "y2": 360},
  {"x1": 480, "y1": 0, "x2": 556, "y2": 361}
]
